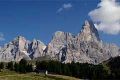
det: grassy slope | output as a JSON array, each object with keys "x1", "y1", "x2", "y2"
[{"x1": 0, "y1": 70, "x2": 79, "y2": 80}]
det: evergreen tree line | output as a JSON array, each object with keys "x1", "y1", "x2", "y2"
[
  {"x1": 35, "y1": 59, "x2": 120, "y2": 79},
  {"x1": 0, "y1": 59, "x2": 33, "y2": 73},
  {"x1": 36, "y1": 60, "x2": 109, "y2": 79},
  {"x1": 0, "y1": 57, "x2": 120, "y2": 79}
]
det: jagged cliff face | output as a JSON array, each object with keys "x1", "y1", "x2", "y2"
[
  {"x1": 46, "y1": 20, "x2": 120, "y2": 64},
  {"x1": 0, "y1": 36, "x2": 46, "y2": 62},
  {"x1": 46, "y1": 31, "x2": 73, "y2": 61},
  {"x1": 78, "y1": 20, "x2": 100, "y2": 42},
  {"x1": 0, "y1": 20, "x2": 119, "y2": 64},
  {"x1": 28, "y1": 39, "x2": 46, "y2": 59}
]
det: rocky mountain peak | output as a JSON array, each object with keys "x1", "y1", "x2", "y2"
[
  {"x1": 0, "y1": 20, "x2": 119, "y2": 64},
  {"x1": 45, "y1": 20, "x2": 119, "y2": 64},
  {"x1": 28, "y1": 39, "x2": 46, "y2": 59},
  {"x1": 13, "y1": 36, "x2": 27, "y2": 51},
  {"x1": 50, "y1": 31, "x2": 67, "y2": 46},
  {"x1": 51, "y1": 31, "x2": 73, "y2": 45},
  {"x1": 55, "y1": 31, "x2": 64, "y2": 36},
  {"x1": 14, "y1": 36, "x2": 26, "y2": 41},
  {"x1": 0, "y1": 36, "x2": 46, "y2": 62},
  {"x1": 31, "y1": 39, "x2": 46, "y2": 50},
  {"x1": 53, "y1": 31, "x2": 65, "y2": 39},
  {"x1": 78, "y1": 20, "x2": 100, "y2": 42},
  {"x1": 84, "y1": 20, "x2": 91, "y2": 26}
]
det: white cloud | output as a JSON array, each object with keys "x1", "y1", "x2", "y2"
[
  {"x1": 0, "y1": 33, "x2": 5, "y2": 41},
  {"x1": 88, "y1": 0, "x2": 120, "y2": 35},
  {"x1": 63, "y1": 3, "x2": 72, "y2": 9},
  {"x1": 57, "y1": 3, "x2": 72, "y2": 13}
]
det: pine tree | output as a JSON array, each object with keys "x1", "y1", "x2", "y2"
[
  {"x1": 0, "y1": 62, "x2": 4, "y2": 71},
  {"x1": 7, "y1": 61, "x2": 14, "y2": 71},
  {"x1": 26, "y1": 64, "x2": 33, "y2": 72},
  {"x1": 19, "y1": 59, "x2": 27, "y2": 73},
  {"x1": 14, "y1": 62, "x2": 19, "y2": 72}
]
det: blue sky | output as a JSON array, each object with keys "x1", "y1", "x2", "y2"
[{"x1": 0, "y1": 0, "x2": 120, "y2": 46}]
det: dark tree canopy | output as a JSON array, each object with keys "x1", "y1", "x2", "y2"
[{"x1": 1, "y1": 56, "x2": 120, "y2": 79}]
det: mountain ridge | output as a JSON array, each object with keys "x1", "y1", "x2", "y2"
[{"x1": 0, "y1": 20, "x2": 119, "y2": 64}]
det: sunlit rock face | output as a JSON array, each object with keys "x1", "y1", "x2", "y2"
[
  {"x1": 28, "y1": 39, "x2": 46, "y2": 59},
  {"x1": 46, "y1": 20, "x2": 120, "y2": 64},
  {"x1": 0, "y1": 20, "x2": 119, "y2": 64},
  {"x1": 0, "y1": 36, "x2": 46, "y2": 62},
  {"x1": 45, "y1": 31, "x2": 73, "y2": 61},
  {"x1": 0, "y1": 36, "x2": 28, "y2": 62},
  {"x1": 78, "y1": 20, "x2": 100, "y2": 42}
]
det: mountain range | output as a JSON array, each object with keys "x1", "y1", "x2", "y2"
[{"x1": 0, "y1": 20, "x2": 120, "y2": 64}]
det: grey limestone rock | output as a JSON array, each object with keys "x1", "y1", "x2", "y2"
[
  {"x1": 0, "y1": 20, "x2": 119, "y2": 64},
  {"x1": 46, "y1": 20, "x2": 120, "y2": 64},
  {"x1": 0, "y1": 36, "x2": 46, "y2": 62}
]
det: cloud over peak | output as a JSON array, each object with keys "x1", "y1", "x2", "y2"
[
  {"x1": 89, "y1": 0, "x2": 120, "y2": 35},
  {"x1": 57, "y1": 3, "x2": 72, "y2": 13}
]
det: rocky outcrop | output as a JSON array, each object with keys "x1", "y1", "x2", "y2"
[
  {"x1": 77, "y1": 20, "x2": 100, "y2": 42},
  {"x1": 0, "y1": 20, "x2": 119, "y2": 64},
  {"x1": 28, "y1": 39, "x2": 46, "y2": 59},
  {"x1": 46, "y1": 20, "x2": 120, "y2": 64},
  {"x1": 0, "y1": 36, "x2": 46, "y2": 62},
  {"x1": 45, "y1": 31, "x2": 73, "y2": 61}
]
